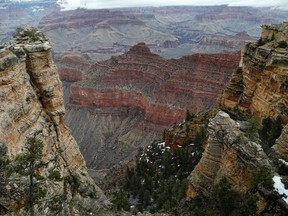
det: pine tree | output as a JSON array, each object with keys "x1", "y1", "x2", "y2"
[{"x1": 7, "y1": 136, "x2": 63, "y2": 216}]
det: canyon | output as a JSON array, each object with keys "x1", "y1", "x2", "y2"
[
  {"x1": 1, "y1": 2, "x2": 288, "y2": 214},
  {"x1": 2, "y1": 2, "x2": 288, "y2": 171},
  {"x1": 63, "y1": 43, "x2": 240, "y2": 169},
  {"x1": 39, "y1": 5, "x2": 288, "y2": 62}
]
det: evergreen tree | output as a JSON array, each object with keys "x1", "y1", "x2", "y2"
[
  {"x1": 112, "y1": 189, "x2": 130, "y2": 211},
  {"x1": 212, "y1": 178, "x2": 238, "y2": 216},
  {"x1": 246, "y1": 115, "x2": 261, "y2": 141},
  {"x1": 7, "y1": 136, "x2": 63, "y2": 216}
]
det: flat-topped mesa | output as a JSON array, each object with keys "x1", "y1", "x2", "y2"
[
  {"x1": 127, "y1": 42, "x2": 154, "y2": 55},
  {"x1": 0, "y1": 26, "x2": 112, "y2": 215},
  {"x1": 219, "y1": 22, "x2": 288, "y2": 122}
]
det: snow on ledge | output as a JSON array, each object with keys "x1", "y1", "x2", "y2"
[
  {"x1": 273, "y1": 175, "x2": 288, "y2": 204},
  {"x1": 279, "y1": 159, "x2": 288, "y2": 166}
]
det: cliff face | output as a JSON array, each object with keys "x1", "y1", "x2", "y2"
[
  {"x1": 0, "y1": 27, "x2": 111, "y2": 215},
  {"x1": 65, "y1": 43, "x2": 240, "y2": 169},
  {"x1": 220, "y1": 22, "x2": 288, "y2": 122},
  {"x1": 185, "y1": 23, "x2": 288, "y2": 211},
  {"x1": 187, "y1": 111, "x2": 270, "y2": 197}
]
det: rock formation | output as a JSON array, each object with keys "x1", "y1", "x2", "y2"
[
  {"x1": 220, "y1": 22, "x2": 288, "y2": 123},
  {"x1": 65, "y1": 42, "x2": 240, "y2": 169},
  {"x1": 0, "y1": 26, "x2": 112, "y2": 215},
  {"x1": 184, "y1": 22, "x2": 288, "y2": 213},
  {"x1": 187, "y1": 111, "x2": 270, "y2": 197}
]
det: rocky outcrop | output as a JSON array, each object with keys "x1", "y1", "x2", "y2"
[
  {"x1": 187, "y1": 111, "x2": 270, "y2": 197},
  {"x1": 186, "y1": 24, "x2": 288, "y2": 212},
  {"x1": 199, "y1": 32, "x2": 253, "y2": 50},
  {"x1": 273, "y1": 124, "x2": 288, "y2": 171},
  {"x1": 0, "y1": 26, "x2": 112, "y2": 215},
  {"x1": 220, "y1": 22, "x2": 288, "y2": 122}
]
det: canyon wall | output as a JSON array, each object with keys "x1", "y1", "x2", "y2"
[
  {"x1": 65, "y1": 43, "x2": 240, "y2": 169},
  {"x1": 220, "y1": 22, "x2": 288, "y2": 122},
  {"x1": 69, "y1": 43, "x2": 240, "y2": 126},
  {"x1": 185, "y1": 23, "x2": 288, "y2": 211},
  {"x1": 0, "y1": 27, "x2": 112, "y2": 215}
]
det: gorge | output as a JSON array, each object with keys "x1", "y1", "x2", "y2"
[{"x1": 0, "y1": 2, "x2": 288, "y2": 215}]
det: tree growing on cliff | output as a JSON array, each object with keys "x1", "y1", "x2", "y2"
[
  {"x1": 246, "y1": 115, "x2": 261, "y2": 141},
  {"x1": 8, "y1": 136, "x2": 63, "y2": 216},
  {"x1": 185, "y1": 110, "x2": 195, "y2": 121}
]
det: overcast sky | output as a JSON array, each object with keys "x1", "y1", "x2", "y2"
[{"x1": 57, "y1": 0, "x2": 288, "y2": 10}]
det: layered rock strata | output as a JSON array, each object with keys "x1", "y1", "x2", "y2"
[
  {"x1": 65, "y1": 43, "x2": 240, "y2": 169},
  {"x1": 186, "y1": 23, "x2": 288, "y2": 208},
  {"x1": 220, "y1": 22, "x2": 288, "y2": 122},
  {"x1": 0, "y1": 27, "x2": 112, "y2": 215},
  {"x1": 187, "y1": 111, "x2": 270, "y2": 197},
  {"x1": 70, "y1": 43, "x2": 240, "y2": 126}
]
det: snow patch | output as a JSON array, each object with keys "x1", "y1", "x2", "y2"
[
  {"x1": 158, "y1": 142, "x2": 165, "y2": 148},
  {"x1": 273, "y1": 175, "x2": 288, "y2": 204},
  {"x1": 279, "y1": 159, "x2": 288, "y2": 166}
]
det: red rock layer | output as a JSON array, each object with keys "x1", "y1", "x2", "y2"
[
  {"x1": 69, "y1": 43, "x2": 240, "y2": 127},
  {"x1": 57, "y1": 52, "x2": 91, "y2": 82}
]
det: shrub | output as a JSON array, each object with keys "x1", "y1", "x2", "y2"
[
  {"x1": 278, "y1": 40, "x2": 288, "y2": 48},
  {"x1": 246, "y1": 115, "x2": 261, "y2": 141},
  {"x1": 251, "y1": 167, "x2": 274, "y2": 190},
  {"x1": 257, "y1": 37, "x2": 266, "y2": 46},
  {"x1": 212, "y1": 178, "x2": 238, "y2": 216}
]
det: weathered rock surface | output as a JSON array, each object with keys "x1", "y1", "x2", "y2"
[
  {"x1": 65, "y1": 43, "x2": 240, "y2": 169},
  {"x1": 220, "y1": 22, "x2": 288, "y2": 122},
  {"x1": 273, "y1": 124, "x2": 288, "y2": 172},
  {"x1": 185, "y1": 24, "x2": 288, "y2": 212},
  {"x1": 274, "y1": 124, "x2": 288, "y2": 157},
  {"x1": 187, "y1": 111, "x2": 270, "y2": 197},
  {"x1": 0, "y1": 26, "x2": 112, "y2": 215}
]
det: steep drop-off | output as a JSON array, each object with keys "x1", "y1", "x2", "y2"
[
  {"x1": 220, "y1": 22, "x2": 288, "y2": 122},
  {"x1": 182, "y1": 22, "x2": 288, "y2": 213},
  {"x1": 64, "y1": 43, "x2": 240, "y2": 169},
  {"x1": 0, "y1": 27, "x2": 112, "y2": 215}
]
